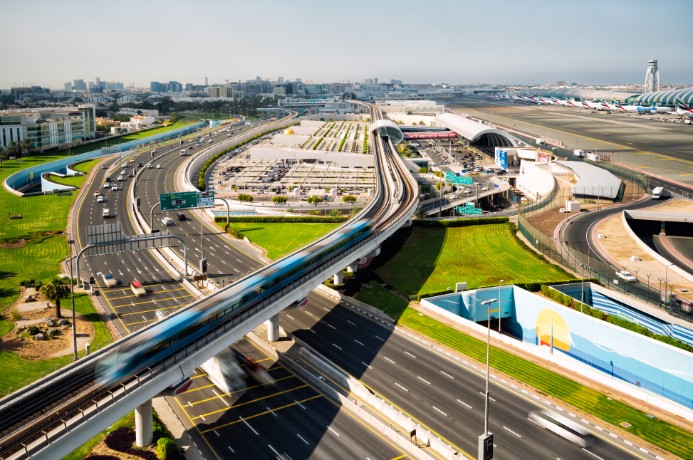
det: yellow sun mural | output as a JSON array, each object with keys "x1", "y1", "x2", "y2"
[{"x1": 536, "y1": 309, "x2": 571, "y2": 352}]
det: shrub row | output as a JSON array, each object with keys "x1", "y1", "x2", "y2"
[
  {"x1": 541, "y1": 286, "x2": 692, "y2": 352},
  {"x1": 413, "y1": 217, "x2": 509, "y2": 227},
  {"x1": 214, "y1": 215, "x2": 348, "y2": 224}
]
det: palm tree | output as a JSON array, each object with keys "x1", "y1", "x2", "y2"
[{"x1": 40, "y1": 277, "x2": 70, "y2": 319}]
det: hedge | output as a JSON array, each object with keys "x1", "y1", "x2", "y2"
[
  {"x1": 156, "y1": 437, "x2": 179, "y2": 460},
  {"x1": 413, "y1": 217, "x2": 509, "y2": 227},
  {"x1": 541, "y1": 286, "x2": 692, "y2": 352}
]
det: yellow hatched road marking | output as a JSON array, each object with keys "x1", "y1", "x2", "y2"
[{"x1": 191, "y1": 384, "x2": 310, "y2": 420}]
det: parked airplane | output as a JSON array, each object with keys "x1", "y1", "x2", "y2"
[
  {"x1": 615, "y1": 103, "x2": 672, "y2": 114},
  {"x1": 551, "y1": 97, "x2": 572, "y2": 107},
  {"x1": 676, "y1": 99, "x2": 693, "y2": 117}
]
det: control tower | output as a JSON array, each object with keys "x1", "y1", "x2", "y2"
[{"x1": 644, "y1": 58, "x2": 660, "y2": 93}]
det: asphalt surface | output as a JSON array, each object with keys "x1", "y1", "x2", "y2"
[
  {"x1": 279, "y1": 293, "x2": 645, "y2": 460},
  {"x1": 167, "y1": 339, "x2": 409, "y2": 459},
  {"x1": 446, "y1": 98, "x2": 693, "y2": 187}
]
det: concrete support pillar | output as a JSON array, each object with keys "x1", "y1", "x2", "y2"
[
  {"x1": 266, "y1": 314, "x2": 279, "y2": 342},
  {"x1": 135, "y1": 400, "x2": 153, "y2": 447},
  {"x1": 333, "y1": 271, "x2": 344, "y2": 285},
  {"x1": 369, "y1": 246, "x2": 381, "y2": 258},
  {"x1": 346, "y1": 263, "x2": 358, "y2": 274}
]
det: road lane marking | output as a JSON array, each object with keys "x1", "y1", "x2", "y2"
[
  {"x1": 268, "y1": 445, "x2": 279, "y2": 457},
  {"x1": 417, "y1": 376, "x2": 431, "y2": 385},
  {"x1": 395, "y1": 383, "x2": 409, "y2": 392},
  {"x1": 213, "y1": 430, "x2": 220, "y2": 437},
  {"x1": 332, "y1": 343, "x2": 342, "y2": 350},
  {"x1": 267, "y1": 406, "x2": 277, "y2": 417},
  {"x1": 503, "y1": 426, "x2": 522, "y2": 437},
  {"x1": 240, "y1": 416, "x2": 258, "y2": 435},
  {"x1": 384, "y1": 357, "x2": 396, "y2": 364},
  {"x1": 326, "y1": 323, "x2": 336, "y2": 330},
  {"x1": 354, "y1": 339, "x2": 364, "y2": 346},
  {"x1": 286, "y1": 314, "x2": 294, "y2": 320},
  {"x1": 297, "y1": 433, "x2": 310, "y2": 445},
  {"x1": 328, "y1": 426, "x2": 341, "y2": 437},
  {"x1": 361, "y1": 361, "x2": 373, "y2": 370},
  {"x1": 346, "y1": 320, "x2": 356, "y2": 326},
  {"x1": 375, "y1": 335, "x2": 385, "y2": 341},
  {"x1": 404, "y1": 351, "x2": 416, "y2": 359},
  {"x1": 227, "y1": 446, "x2": 235, "y2": 454},
  {"x1": 456, "y1": 399, "x2": 472, "y2": 409},
  {"x1": 433, "y1": 406, "x2": 447, "y2": 416},
  {"x1": 440, "y1": 371, "x2": 454, "y2": 379}
]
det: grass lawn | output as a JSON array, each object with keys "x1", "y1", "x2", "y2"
[
  {"x1": 45, "y1": 174, "x2": 84, "y2": 188},
  {"x1": 0, "y1": 293, "x2": 111, "y2": 397},
  {"x1": 374, "y1": 224, "x2": 570, "y2": 297},
  {"x1": 223, "y1": 222, "x2": 341, "y2": 259},
  {"x1": 355, "y1": 284, "x2": 692, "y2": 458}
]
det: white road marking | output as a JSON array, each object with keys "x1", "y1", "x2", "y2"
[
  {"x1": 328, "y1": 426, "x2": 341, "y2": 437},
  {"x1": 267, "y1": 406, "x2": 277, "y2": 417},
  {"x1": 374, "y1": 335, "x2": 385, "y2": 342},
  {"x1": 240, "y1": 416, "x2": 258, "y2": 435},
  {"x1": 297, "y1": 433, "x2": 310, "y2": 445},
  {"x1": 325, "y1": 323, "x2": 336, "y2": 330},
  {"x1": 307, "y1": 328, "x2": 316, "y2": 334},
  {"x1": 354, "y1": 339, "x2": 364, "y2": 346},
  {"x1": 286, "y1": 314, "x2": 294, "y2": 320},
  {"x1": 503, "y1": 426, "x2": 522, "y2": 437},
  {"x1": 332, "y1": 343, "x2": 342, "y2": 350},
  {"x1": 456, "y1": 399, "x2": 472, "y2": 409},
  {"x1": 296, "y1": 400, "x2": 306, "y2": 410},
  {"x1": 440, "y1": 371, "x2": 454, "y2": 379},
  {"x1": 417, "y1": 376, "x2": 431, "y2": 385},
  {"x1": 404, "y1": 351, "x2": 416, "y2": 359},
  {"x1": 384, "y1": 357, "x2": 396, "y2": 364},
  {"x1": 227, "y1": 446, "x2": 235, "y2": 454},
  {"x1": 395, "y1": 383, "x2": 409, "y2": 392},
  {"x1": 305, "y1": 311, "x2": 315, "y2": 317},
  {"x1": 214, "y1": 430, "x2": 220, "y2": 437},
  {"x1": 346, "y1": 320, "x2": 356, "y2": 326},
  {"x1": 267, "y1": 444, "x2": 279, "y2": 457},
  {"x1": 582, "y1": 449, "x2": 604, "y2": 459},
  {"x1": 361, "y1": 361, "x2": 373, "y2": 370},
  {"x1": 433, "y1": 406, "x2": 447, "y2": 416}
]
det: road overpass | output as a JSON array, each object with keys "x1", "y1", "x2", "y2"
[{"x1": 0, "y1": 103, "x2": 420, "y2": 459}]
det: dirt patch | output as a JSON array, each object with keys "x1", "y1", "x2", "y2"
[
  {"x1": 0, "y1": 239, "x2": 27, "y2": 249},
  {"x1": 1, "y1": 304, "x2": 94, "y2": 360}
]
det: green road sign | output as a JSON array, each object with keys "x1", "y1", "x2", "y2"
[{"x1": 160, "y1": 191, "x2": 199, "y2": 211}]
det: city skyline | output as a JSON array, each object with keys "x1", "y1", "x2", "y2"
[{"x1": 2, "y1": 0, "x2": 692, "y2": 89}]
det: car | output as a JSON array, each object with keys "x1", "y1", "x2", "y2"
[
  {"x1": 101, "y1": 165, "x2": 108, "y2": 170},
  {"x1": 177, "y1": 213, "x2": 187, "y2": 221},
  {"x1": 616, "y1": 270, "x2": 637, "y2": 282},
  {"x1": 101, "y1": 273, "x2": 118, "y2": 287},
  {"x1": 116, "y1": 175, "x2": 125, "y2": 181},
  {"x1": 147, "y1": 163, "x2": 154, "y2": 169},
  {"x1": 154, "y1": 309, "x2": 169, "y2": 320},
  {"x1": 481, "y1": 185, "x2": 489, "y2": 191},
  {"x1": 156, "y1": 164, "x2": 162, "y2": 169},
  {"x1": 103, "y1": 182, "x2": 111, "y2": 189},
  {"x1": 111, "y1": 184, "x2": 118, "y2": 191},
  {"x1": 162, "y1": 216, "x2": 174, "y2": 226},
  {"x1": 137, "y1": 162, "x2": 143, "y2": 167},
  {"x1": 96, "y1": 195, "x2": 105, "y2": 203},
  {"x1": 529, "y1": 410, "x2": 594, "y2": 448},
  {"x1": 130, "y1": 280, "x2": 146, "y2": 297}
]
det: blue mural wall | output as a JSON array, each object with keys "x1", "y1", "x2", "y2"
[
  {"x1": 426, "y1": 286, "x2": 693, "y2": 408},
  {"x1": 511, "y1": 287, "x2": 692, "y2": 408}
]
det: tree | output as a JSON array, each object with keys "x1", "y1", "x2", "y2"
[
  {"x1": 20, "y1": 139, "x2": 32, "y2": 157},
  {"x1": 4, "y1": 142, "x2": 20, "y2": 159},
  {"x1": 418, "y1": 167, "x2": 428, "y2": 174},
  {"x1": 342, "y1": 195, "x2": 356, "y2": 203},
  {"x1": 271, "y1": 196, "x2": 288, "y2": 205},
  {"x1": 40, "y1": 277, "x2": 70, "y2": 319},
  {"x1": 307, "y1": 195, "x2": 322, "y2": 206}
]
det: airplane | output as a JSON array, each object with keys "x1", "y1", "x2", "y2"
[
  {"x1": 567, "y1": 98, "x2": 589, "y2": 109},
  {"x1": 582, "y1": 100, "x2": 609, "y2": 111},
  {"x1": 675, "y1": 99, "x2": 693, "y2": 117},
  {"x1": 614, "y1": 103, "x2": 672, "y2": 114},
  {"x1": 551, "y1": 97, "x2": 572, "y2": 107},
  {"x1": 600, "y1": 100, "x2": 622, "y2": 111}
]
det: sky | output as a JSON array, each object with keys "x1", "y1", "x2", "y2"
[{"x1": 2, "y1": 0, "x2": 692, "y2": 89}]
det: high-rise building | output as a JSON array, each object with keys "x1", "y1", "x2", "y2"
[
  {"x1": 150, "y1": 81, "x2": 167, "y2": 92},
  {"x1": 0, "y1": 105, "x2": 96, "y2": 151},
  {"x1": 168, "y1": 81, "x2": 182, "y2": 92}
]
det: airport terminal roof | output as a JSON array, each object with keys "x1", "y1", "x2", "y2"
[
  {"x1": 527, "y1": 88, "x2": 638, "y2": 103},
  {"x1": 628, "y1": 87, "x2": 693, "y2": 106},
  {"x1": 435, "y1": 113, "x2": 518, "y2": 147},
  {"x1": 557, "y1": 161, "x2": 621, "y2": 199}
]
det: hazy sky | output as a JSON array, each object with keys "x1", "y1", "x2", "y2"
[{"x1": 2, "y1": 0, "x2": 691, "y2": 89}]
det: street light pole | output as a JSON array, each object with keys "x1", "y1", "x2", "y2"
[
  {"x1": 67, "y1": 240, "x2": 78, "y2": 360},
  {"x1": 498, "y1": 280, "x2": 504, "y2": 333},
  {"x1": 479, "y1": 298, "x2": 498, "y2": 460}
]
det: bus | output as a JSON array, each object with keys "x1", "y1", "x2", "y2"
[
  {"x1": 529, "y1": 410, "x2": 594, "y2": 448},
  {"x1": 652, "y1": 186, "x2": 664, "y2": 200}
]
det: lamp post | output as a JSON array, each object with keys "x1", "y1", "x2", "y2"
[
  {"x1": 67, "y1": 240, "x2": 78, "y2": 360},
  {"x1": 657, "y1": 277, "x2": 664, "y2": 308},
  {"x1": 478, "y1": 298, "x2": 498, "y2": 460},
  {"x1": 645, "y1": 273, "x2": 651, "y2": 305},
  {"x1": 498, "y1": 280, "x2": 504, "y2": 333}
]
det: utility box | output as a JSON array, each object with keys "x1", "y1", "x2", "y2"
[{"x1": 566, "y1": 201, "x2": 581, "y2": 213}]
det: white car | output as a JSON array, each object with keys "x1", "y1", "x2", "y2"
[
  {"x1": 111, "y1": 184, "x2": 118, "y2": 191},
  {"x1": 103, "y1": 182, "x2": 111, "y2": 189},
  {"x1": 616, "y1": 270, "x2": 637, "y2": 282},
  {"x1": 96, "y1": 195, "x2": 105, "y2": 203},
  {"x1": 156, "y1": 164, "x2": 162, "y2": 169},
  {"x1": 101, "y1": 273, "x2": 118, "y2": 287}
]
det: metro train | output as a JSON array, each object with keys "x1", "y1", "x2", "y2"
[{"x1": 96, "y1": 219, "x2": 373, "y2": 385}]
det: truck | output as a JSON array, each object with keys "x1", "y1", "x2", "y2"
[
  {"x1": 536, "y1": 138, "x2": 545, "y2": 146},
  {"x1": 652, "y1": 186, "x2": 664, "y2": 200},
  {"x1": 102, "y1": 208, "x2": 113, "y2": 218},
  {"x1": 573, "y1": 149, "x2": 585, "y2": 157}
]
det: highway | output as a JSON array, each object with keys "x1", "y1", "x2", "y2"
[
  {"x1": 0, "y1": 103, "x2": 420, "y2": 458},
  {"x1": 279, "y1": 292, "x2": 650, "y2": 460},
  {"x1": 168, "y1": 339, "x2": 410, "y2": 459}
]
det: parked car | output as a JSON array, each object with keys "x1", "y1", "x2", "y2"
[
  {"x1": 101, "y1": 273, "x2": 118, "y2": 287},
  {"x1": 616, "y1": 270, "x2": 637, "y2": 282}
]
